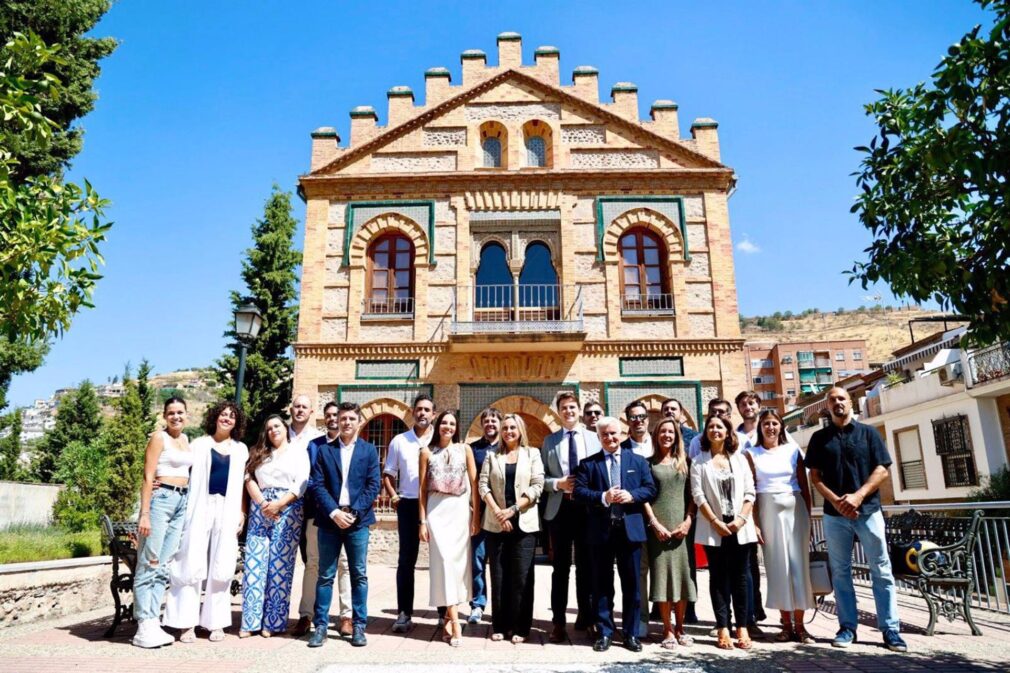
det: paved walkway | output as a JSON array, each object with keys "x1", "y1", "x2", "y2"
[{"x1": 1, "y1": 562, "x2": 1009, "y2": 673}]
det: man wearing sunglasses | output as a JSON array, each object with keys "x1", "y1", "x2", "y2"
[{"x1": 583, "y1": 402, "x2": 604, "y2": 432}]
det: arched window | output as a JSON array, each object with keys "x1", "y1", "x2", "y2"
[
  {"x1": 363, "y1": 413, "x2": 408, "y2": 509},
  {"x1": 479, "y1": 121, "x2": 508, "y2": 169},
  {"x1": 518, "y1": 241, "x2": 559, "y2": 319},
  {"x1": 619, "y1": 228, "x2": 672, "y2": 313},
  {"x1": 522, "y1": 120, "x2": 552, "y2": 168},
  {"x1": 366, "y1": 233, "x2": 414, "y2": 315},
  {"x1": 525, "y1": 136, "x2": 546, "y2": 167},
  {"x1": 474, "y1": 242, "x2": 511, "y2": 321}
]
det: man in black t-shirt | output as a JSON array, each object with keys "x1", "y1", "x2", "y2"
[{"x1": 806, "y1": 387, "x2": 907, "y2": 653}]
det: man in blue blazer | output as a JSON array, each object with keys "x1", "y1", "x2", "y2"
[
  {"x1": 574, "y1": 415, "x2": 656, "y2": 653},
  {"x1": 541, "y1": 391, "x2": 601, "y2": 641},
  {"x1": 308, "y1": 401, "x2": 381, "y2": 648}
]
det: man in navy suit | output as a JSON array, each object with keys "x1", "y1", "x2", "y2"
[
  {"x1": 308, "y1": 401, "x2": 381, "y2": 648},
  {"x1": 574, "y1": 415, "x2": 656, "y2": 652}
]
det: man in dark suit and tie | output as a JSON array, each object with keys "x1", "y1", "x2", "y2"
[
  {"x1": 574, "y1": 415, "x2": 657, "y2": 652},
  {"x1": 308, "y1": 401, "x2": 381, "y2": 649}
]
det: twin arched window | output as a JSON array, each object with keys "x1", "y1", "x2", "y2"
[{"x1": 366, "y1": 233, "x2": 414, "y2": 315}]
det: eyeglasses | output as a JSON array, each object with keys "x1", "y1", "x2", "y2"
[
  {"x1": 584, "y1": 410, "x2": 602, "y2": 416},
  {"x1": 628, "y1": 414, "x2": 648, "y2": 422}
]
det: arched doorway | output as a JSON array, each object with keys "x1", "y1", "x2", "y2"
[
  {"x1": 464, "y1": 394, "x2": 562, "y2": 446},
  {"x1": 362, "y1": 413, "x2": 407, "y2": 510},
  {"x1": 517, "y1": 412, "x2": 552, "y2": 450}
]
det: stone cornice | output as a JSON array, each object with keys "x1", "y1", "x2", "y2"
[
  {"x1": 295, "y1": 338, "x2": 744, "y2": 358},
  {"x1": 310, "y1": 68, "x2": 726, "y2": 176},
  {"x1": 299, "y1": 168, "x2": 735, "y2": 199}
]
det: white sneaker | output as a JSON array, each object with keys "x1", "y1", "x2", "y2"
[
  {"x1": 467, "y1": 607, "x2": 483, "y2": 625},
  {"x1": 391, "y1": 612, "x2": 413, "y2": 633},
  {"x1": 151, "y1": 622, "x2": 175, "y2": 646},
  {"x1": 132, "y1": 619, "x2": 170, "y2": 648}
]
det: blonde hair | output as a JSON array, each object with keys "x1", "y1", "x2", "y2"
[
  {"x1": 651, "y1": 418, "x2": 688, "y2": 474},
  {"x1": 501, "y1": 413, "x2": 529, "y2": 449}
]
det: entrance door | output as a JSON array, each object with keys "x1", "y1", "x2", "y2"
[{"x1": 362, "y1": 413, "x2": 408, "y2": 511}]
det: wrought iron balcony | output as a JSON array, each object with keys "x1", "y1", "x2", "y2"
[
  {"x1": 967, "y1": 341, "x2": 1010, "y2": 387},
  {"x1": 620, "y1": 292, "x2": 676, "y2": 317},
  {"x1": 450, "y1": 284, "x2": 584, "y2": 336},
  {"x1": 362, "y1": 296, "x2": 414, "y2": 320}
]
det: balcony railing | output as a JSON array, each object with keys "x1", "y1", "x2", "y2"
[
  {"x1": 450, "y1": 284, "x2": 584, "y2": 335},
  {"x1": 362, "y1": 295, "x2": 414, "y2": 319},
  {"x1": 798, "y1": 357, "x2": 832, "y2": 370},
  {"x1": 621, "y1": 292, "x2": 676, "y2": 317},
  {"x1": 968, "y1": 341, "x2": 1010, "y2": 387}
]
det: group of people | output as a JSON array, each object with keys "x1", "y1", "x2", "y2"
[{"x1": 130, "y1": 384, "x2": 908, "y2": 654}]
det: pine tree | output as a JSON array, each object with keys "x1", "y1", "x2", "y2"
[
  {"x1": 0, "y1": 409, "x2": 23, "y2": 479},
  {"x1": 100, "y1": 369, "x2": 149, "y2": 520},
  {"x1": 136, "y1": 359, "x2": 156, "y2": 434},
  {"x1": 33, "y1": 380, "x2": 102, "y2": 482},
  {"x1": 215, "y1": 186, "x2": 301, "y2": 443}
]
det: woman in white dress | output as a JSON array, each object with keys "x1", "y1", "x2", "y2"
[
  {"x1": 746, "y1": 409, "x2": 815, "y2": 643},
  {"x1": 419, "y1": 410, "x2": 479, "y2": 646},
  {"x1": 165, "y1": 401, "x2": 249, "y2": 642}
]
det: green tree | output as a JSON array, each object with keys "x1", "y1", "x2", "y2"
[
  {"x1": 136, "y1": 358, "x2": 156, "y2": 434},
  {"x1": 52, "y1": 438, "x2": 108, "y2": 531},
  {"x1": 33, "y1": 380, "x2": 102, "y2": 482},
  {"x1": 99, "y1": 367, "x2": 150, "y2": 520},
  {"x1": 0, "y1": 409, "x2": 23, "y2": 479},
  {"x1": 215, "y1": 186, "x2": 301, "y2": 442},
  {"x1": 0, "y1": 339, "x2": 47, "y2": 410},
  {"x1": 851, "y1": 0, "x2": 1010, "y2": 345}
]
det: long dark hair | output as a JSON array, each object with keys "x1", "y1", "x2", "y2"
[
  {"x1": 246, "y1": 414, "x2": 288, "y2": 477},
  {"x1": 432, "y1": 410, "x2": 461, "y2": 447},
  {"x1": 700, "y1": 415, "x2": 739, "y2": 454},
  {"x1": 203, "y1": 400, "x2": 247, "y2": 440},
  {"x1": 756, "y1": 409, "x2": 787, "y2": 448}
]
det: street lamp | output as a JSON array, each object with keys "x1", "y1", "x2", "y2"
[{"x1": 233, "y1": 302, "x2": 263, "y2": 405}]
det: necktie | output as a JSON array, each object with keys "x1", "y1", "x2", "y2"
[
  {"x1": 567, "y1": 431, "x2": 579, "y2": 476},
  {"x1": 608, "y1": 452, "x2": 623, "y2": 520}
]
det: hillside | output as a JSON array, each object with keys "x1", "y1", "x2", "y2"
[
  {"x1": 741, "y1": 307, "x2": 956, "y2": 364},
  {"x1": 148, "y1": 369, "x2": 221, "y2": 428}
]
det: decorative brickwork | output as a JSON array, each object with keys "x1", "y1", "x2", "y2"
[
  {"x1": 561, "y1": 125, "x2": 606, "y2": 144},
  {"x1": 422, "y1": 127, "x2": 467, "y2": 147},
  {"x1": 571, "y1": 149, "x2": 660, "y2": 169},
  {"x1": 372, "y1": 152, "x2": 457, "y2": 172},
  {"x1": 465, "y1": 102, "x2": 561, "y2": 121}
]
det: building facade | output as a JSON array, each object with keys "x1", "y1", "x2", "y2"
[
  {"x1": 744, "y1": 339, "x2": 867, "y2": 414},
  {"x1": 293, "y1": 33, "x2": 746, "y2": 454}
]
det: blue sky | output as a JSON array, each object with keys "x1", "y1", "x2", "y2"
[{"x1": 7, "y1": 0, "x2": 992, "y2": 406}]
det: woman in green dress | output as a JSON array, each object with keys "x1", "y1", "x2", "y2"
[{"x1": 644, "y1": 418, "x2": 697, "y2": 649}]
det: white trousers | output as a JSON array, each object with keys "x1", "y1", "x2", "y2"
[
  {"x1": 298, "y1": 518, "x2": 351, "y2": 618},
  {"x1": 165, "y1": 494, "x2": 236, "y2": 630}
]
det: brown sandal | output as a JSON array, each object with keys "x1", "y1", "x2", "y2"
[
  {"x1": 716, "y1": 628, "x2": 734, "y2": 650},
  {"x1": 774, "y1": 627, "x2": 794, "y2": 642},
  {"x1": 735, "y1": 627, "x2": 753, "y2": 650},
  {"x1": 794, "y1": 628, "x2": 815, "y2": 644}
]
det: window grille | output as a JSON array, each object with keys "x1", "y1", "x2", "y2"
[{"x1": 932, "y1": 415, "x2": 978, "y2": 487}]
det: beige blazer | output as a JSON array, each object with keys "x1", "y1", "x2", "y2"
[
  {"x1": 478, "y1": 446, "x2": 545, "y2": 533},
  {"x1": 690, "y1": 449, "x2": 758, "y2": 546}
]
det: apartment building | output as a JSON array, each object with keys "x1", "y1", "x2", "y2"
[{"x1": 744, "y1": 339, "x2": 868, "y2": 414}]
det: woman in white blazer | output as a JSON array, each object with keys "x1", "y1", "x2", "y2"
[
  {"x1": 478, "y1": 414, "x2": 544, "y2": 643},
  {"x1": 165, "y1": 401, "x2": 249, "y2": 643},
  {"x1": 690, "y1": 415, "x2": 757, "y2": 652}
]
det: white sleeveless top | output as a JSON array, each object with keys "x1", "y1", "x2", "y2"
[
  {"x1": 156, "y1": 431, "x2": 194, "y2": 478},
  {"x1": 746, "y1": 441, "x2": 801, "y2": 493}
]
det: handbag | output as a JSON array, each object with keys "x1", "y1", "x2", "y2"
[{"x1": 809, "y1": 550, "x2": 833, "y2": 596}]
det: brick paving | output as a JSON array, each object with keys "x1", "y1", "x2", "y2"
[{"x1": 1, "y1": 563, "x2": 1008, "y2": 673}]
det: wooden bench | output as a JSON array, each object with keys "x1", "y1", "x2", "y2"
[
  {"x1": 845, "y1": 509, "x2": 984, "y2": 636},
  {"x1": 100, "y1": 514, "x2": 245, "y2": 638}
]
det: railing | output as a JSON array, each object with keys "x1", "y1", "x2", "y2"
[
  {"x1": 815, "y1": 358, "x2": 832, "y2": 368},
  {"x1": 808, "y1": 501, "x2": 1010, "y2": 616},
  {"x1": 450, "y1": 284, "x2": 584, "y2": 335},
  {"x1": 968, "y1": 341, "x2": 1010, "y2": 387},
  {"x1": 815, "y1": 373, "x2": 833, "y2": 384},
  {"x1": 362, "y1": 296, "x2": 414, "y2": 319},
  {"x1": 621, "y1": 292, "x2": 676, "y2": 316}
]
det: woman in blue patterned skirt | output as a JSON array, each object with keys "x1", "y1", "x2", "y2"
[{"x1": 240, "y1": 414, "x2": 311, "y2": 637}]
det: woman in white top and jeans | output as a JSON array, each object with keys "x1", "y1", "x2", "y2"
[
  {"x1": 746, "y1": 409, "x2": 815, "y2": 643},
  {"x1": 241, "y1": 414, "x2": 311, "y2": 637},
  {"x1": 132, "y1": 397, "x2": 193, "y2": 648}
]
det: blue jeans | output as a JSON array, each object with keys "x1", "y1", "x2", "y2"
[
  {"x1": 315, "y1": 524, "x2": 369, "y2": 629},
  {"x1": 133, "y1": 487, "x2": 187, "y2": 620},
  {"x1": 823, "y1": 511, "x2": 900, "y2": 633},
  {"x1": 470, "y1": 529, "x2": 487, "y2": 610}
]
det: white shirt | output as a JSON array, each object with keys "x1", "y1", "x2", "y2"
[
  {"x1": 338, "y1": 437, "x2": 355, "y2": 507},
  {"x1": 600, "y1": 448, "x2": 622, "y2": 506},
  {"x1": 746, "y1": 441, "x2": 802, "y2": 493},
  {"x1": 383, "y1": 427, "x2": 432, "y2": 498},
  {"x1": 255, "y1": 445, "x2": 311, "y2": 496},
  {"x1": 289, "y1": 423, "x2": 323, "y2": 456},
  {"x1": 628, "y1": 435, "x2": 653, "y2": 459},
  {"x1": 558, "y1": 426, "x2": 587, "y2": 477},
  {"x1": 688, "y1": 431, "x2": 751, "y2": 460}
]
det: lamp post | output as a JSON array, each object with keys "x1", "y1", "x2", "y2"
[{"x1": 233, "y1": 302, "x2": 263, "y2": 405}]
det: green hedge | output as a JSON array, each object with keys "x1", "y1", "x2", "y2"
[{"x1": 0, "y1": 525, "x2": 102, "y2": 564}]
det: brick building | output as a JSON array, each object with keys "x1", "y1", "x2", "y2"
[
  {"x1": 293, "y1": 33, "x2": 746, "y2": 454},
  {"x1": 744, "y1": 339, "x2": 868, "y2": 414}
]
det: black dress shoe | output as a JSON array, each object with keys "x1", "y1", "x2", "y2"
[
  {"x1": 624, "y1": 636, "x2": 643, "y2": 652},
  {"x1": 593, "y1": 635, "x2": 612, "y2": 652},
  {"x1": 307, "y1": 627, "x2": 327, "y2": 648},
  {"x1": 350, "y1": 624, "x2": 367, "y2": 647}
]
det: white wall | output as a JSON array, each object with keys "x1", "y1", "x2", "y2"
[{"x1": 0, "y1": 481, "x2": 62, "y2": 528}]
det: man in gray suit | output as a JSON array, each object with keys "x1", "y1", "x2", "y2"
[{"x1": 542, "y1": 391, "x2": 602, "y2": 642}]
